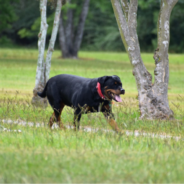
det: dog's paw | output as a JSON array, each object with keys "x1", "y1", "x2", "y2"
[{"x1": 116, "y1": 130, "x2": 124, "y2": 135}]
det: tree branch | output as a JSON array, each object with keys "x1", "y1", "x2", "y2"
[
  {"x1": 111, "y1": 0, "x2": 129, "y2": 51},
  {"x1": 111, "y1": 0, "x2": 151, "y2": 94},
  {"x1": 128, "y1": 0, "x2": 137, "y2": 30},
  {"x1": 59, "y1": 11, "x2": 68, "y2": 57},
  {"x1": 167, "y1": 0, "x2": 178, "y2": 7},
  {"x1": 128, "y1": 0, "x2": 143, "y2": 63},
  {"x1": 45, "y1": 0, "x2": 62, "y2": 82},
  {"x1": 73, "y1": 0, "x2": 90, "y2": 57},
  {"x1": 66, "y1": 0, "x2": 73, "y2": 52},
  {"x1": 120, "y1": 0, "x2": 129, "y2": 22},
  {"x1": 153, "y1": 0, "x2": 178, "y2": 96},
  {"x1": 156, "y1": 0, "x2": 178, "y2": 67}
]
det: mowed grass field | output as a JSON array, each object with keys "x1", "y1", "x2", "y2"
[{"x1": 0, "y1": 48, "x2": 184, "y2": 183}]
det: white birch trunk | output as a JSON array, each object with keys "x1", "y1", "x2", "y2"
[
  {"x1": 111, "y1": 0, "x2": 178, "y2": 119},
  {"x1": 35, "y1": 0, "x2": 48, "y2": 88},
  {"x1": 45, "y1": 0, "x2": 62, "y2": 82}
]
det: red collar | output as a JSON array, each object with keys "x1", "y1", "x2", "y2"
[{"x1": 96, "y1": 82, "x2": 105, "y2": 100}]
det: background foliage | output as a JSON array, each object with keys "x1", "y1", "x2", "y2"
[{"x1": 0, "y1": 0, "x2": 184, "y2": 52}]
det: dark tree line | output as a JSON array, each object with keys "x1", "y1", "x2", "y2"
[{"x1": 0, "y1": 0, "x2": 184, "y2": 53}]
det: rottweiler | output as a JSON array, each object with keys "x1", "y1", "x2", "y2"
[{"x1": 38, "y1": 74, "x2": 125, "y2": 133}]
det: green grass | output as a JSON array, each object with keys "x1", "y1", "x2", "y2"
[
  {"x1": 0, "y1": 48, "x2": 184, "y2": 183},
  {"x1": 1, "y1": 127, "x2": 184, "y2": 183}
]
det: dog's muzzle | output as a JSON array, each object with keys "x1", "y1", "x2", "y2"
[{"x1": 120, "y1": 88, "x2": 125, "y2": 94}]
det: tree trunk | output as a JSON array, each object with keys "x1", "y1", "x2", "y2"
[
  {"x1": 32, "y1": 0, "x2": 62, "y2": 107},
  {"x1": 59, "y1": 11, "x2": 69, "y2": 58},
  {"x1": 65, "y1": 0, "x2": 74, "y2": 57},
  {"x1": 32, "y1": 0, "x2": 48, "y2": 107},
  {"x1": 73, "y1": 0, "x2": 90, "y2": 57},
  {"x1": 111, "y1": 0, "x2": 178, "y2": 119},
  {"x1": 59, "y1": 0, "x2": 90, "y2": 59},
  {"x1": 45, "y1": 0, "x2": 62, "y2": 82}
]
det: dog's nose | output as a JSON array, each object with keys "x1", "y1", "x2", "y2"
[{"x1": 120, "y1": 88, "x2": 125, "y2": 94}]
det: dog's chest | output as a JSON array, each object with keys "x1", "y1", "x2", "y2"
[{"x1": 83, "y1": 101, "x2": 111, "y2": 113}]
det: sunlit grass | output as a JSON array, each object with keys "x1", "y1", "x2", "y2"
[{"x1": 1, "y1": 124, "x2": 184, "y2": 183}]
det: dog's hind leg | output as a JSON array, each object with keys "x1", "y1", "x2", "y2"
[
  {"x1": 53, "y1": 102, "x2": 65, "y2": 130},
  {"x1": 48, "y1": 112, "x2": 55, "y2": 128}
]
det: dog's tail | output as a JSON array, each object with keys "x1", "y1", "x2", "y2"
[{"x1": 37, "y1": 82, "x2": 48, "y2": 98}]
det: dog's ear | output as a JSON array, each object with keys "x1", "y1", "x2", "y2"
[
  {"x1": 98, "y1": 76, "x2": 111, "y2": 86},
  {"x1": 112, "y1": 75, "x2": 121, "y2": 83}
]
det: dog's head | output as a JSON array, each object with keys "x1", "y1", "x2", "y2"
[{"x1": 98, "y1": 75, "x2": 125, "y2": 102}]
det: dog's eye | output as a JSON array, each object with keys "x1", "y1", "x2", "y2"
[{"x1": 114, "y1": 82, "x2": 117, "y2": 85}]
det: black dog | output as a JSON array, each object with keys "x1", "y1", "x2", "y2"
[{"x1": 38, "y1": 74, "x2": 125, "y2": 132}]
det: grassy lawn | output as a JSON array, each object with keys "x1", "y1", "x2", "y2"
[
  {"x1": 0, "y1": 48, "x2": 184, "y2": 183},
  {"x1": 1, "y1": 127, "x2": 184, "y2": 183}
]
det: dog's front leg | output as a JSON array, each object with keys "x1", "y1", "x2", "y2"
[
  {"x1": 103, "y1": 112, "x2": 120, "y2": 133},
  {"x1": 102, "y1": 103, "x2": 120, "y2": 133}
]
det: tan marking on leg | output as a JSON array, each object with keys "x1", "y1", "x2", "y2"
[
  {"x1": 103, "y1": 111, "x2": 122, "y2": 134},
  {"x1": 108, "y1": 118, "x2": 120, "y2": 133},
  {"x1": 104, "y1": 104, "x2": 110, "y2": 110}
]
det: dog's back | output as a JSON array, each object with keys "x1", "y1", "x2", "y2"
[{"x1": 38, "y1": 74, "x2": 97, "y2": 107}]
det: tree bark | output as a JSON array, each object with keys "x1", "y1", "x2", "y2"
[
  {"x1": 65, "y1": 0, "x2": 74, "y2": 57},
  {"x1": 120, "y1": 0, "x2": 129, "y2": 22},
  {"x1": 45, "y1": 0, "x2": 62, "y2": 82},
  {"x1": 59, "y1": 11, "x2": 69, "y2": 58},
  {"x1": 111, "y1": 0, "x2": 178, "y2": 119},
  {"x1": 73, "y1": 0, "x2": 90, "y2": 57},
  {"x1": 35, "y1": 0, "x2": 48, "y2": 88}
]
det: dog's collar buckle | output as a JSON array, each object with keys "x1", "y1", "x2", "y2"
[{"x1": 96, "y1": 82, "x2": 105, "y2": 100}]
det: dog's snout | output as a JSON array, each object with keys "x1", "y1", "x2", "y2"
[{"x1": 120, "y1": 88, "x2": 125, "y2": 94}]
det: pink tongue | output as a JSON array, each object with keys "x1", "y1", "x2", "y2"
[{"x1": 115, "y1": 95, "x2": 122, "y2": 102}]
